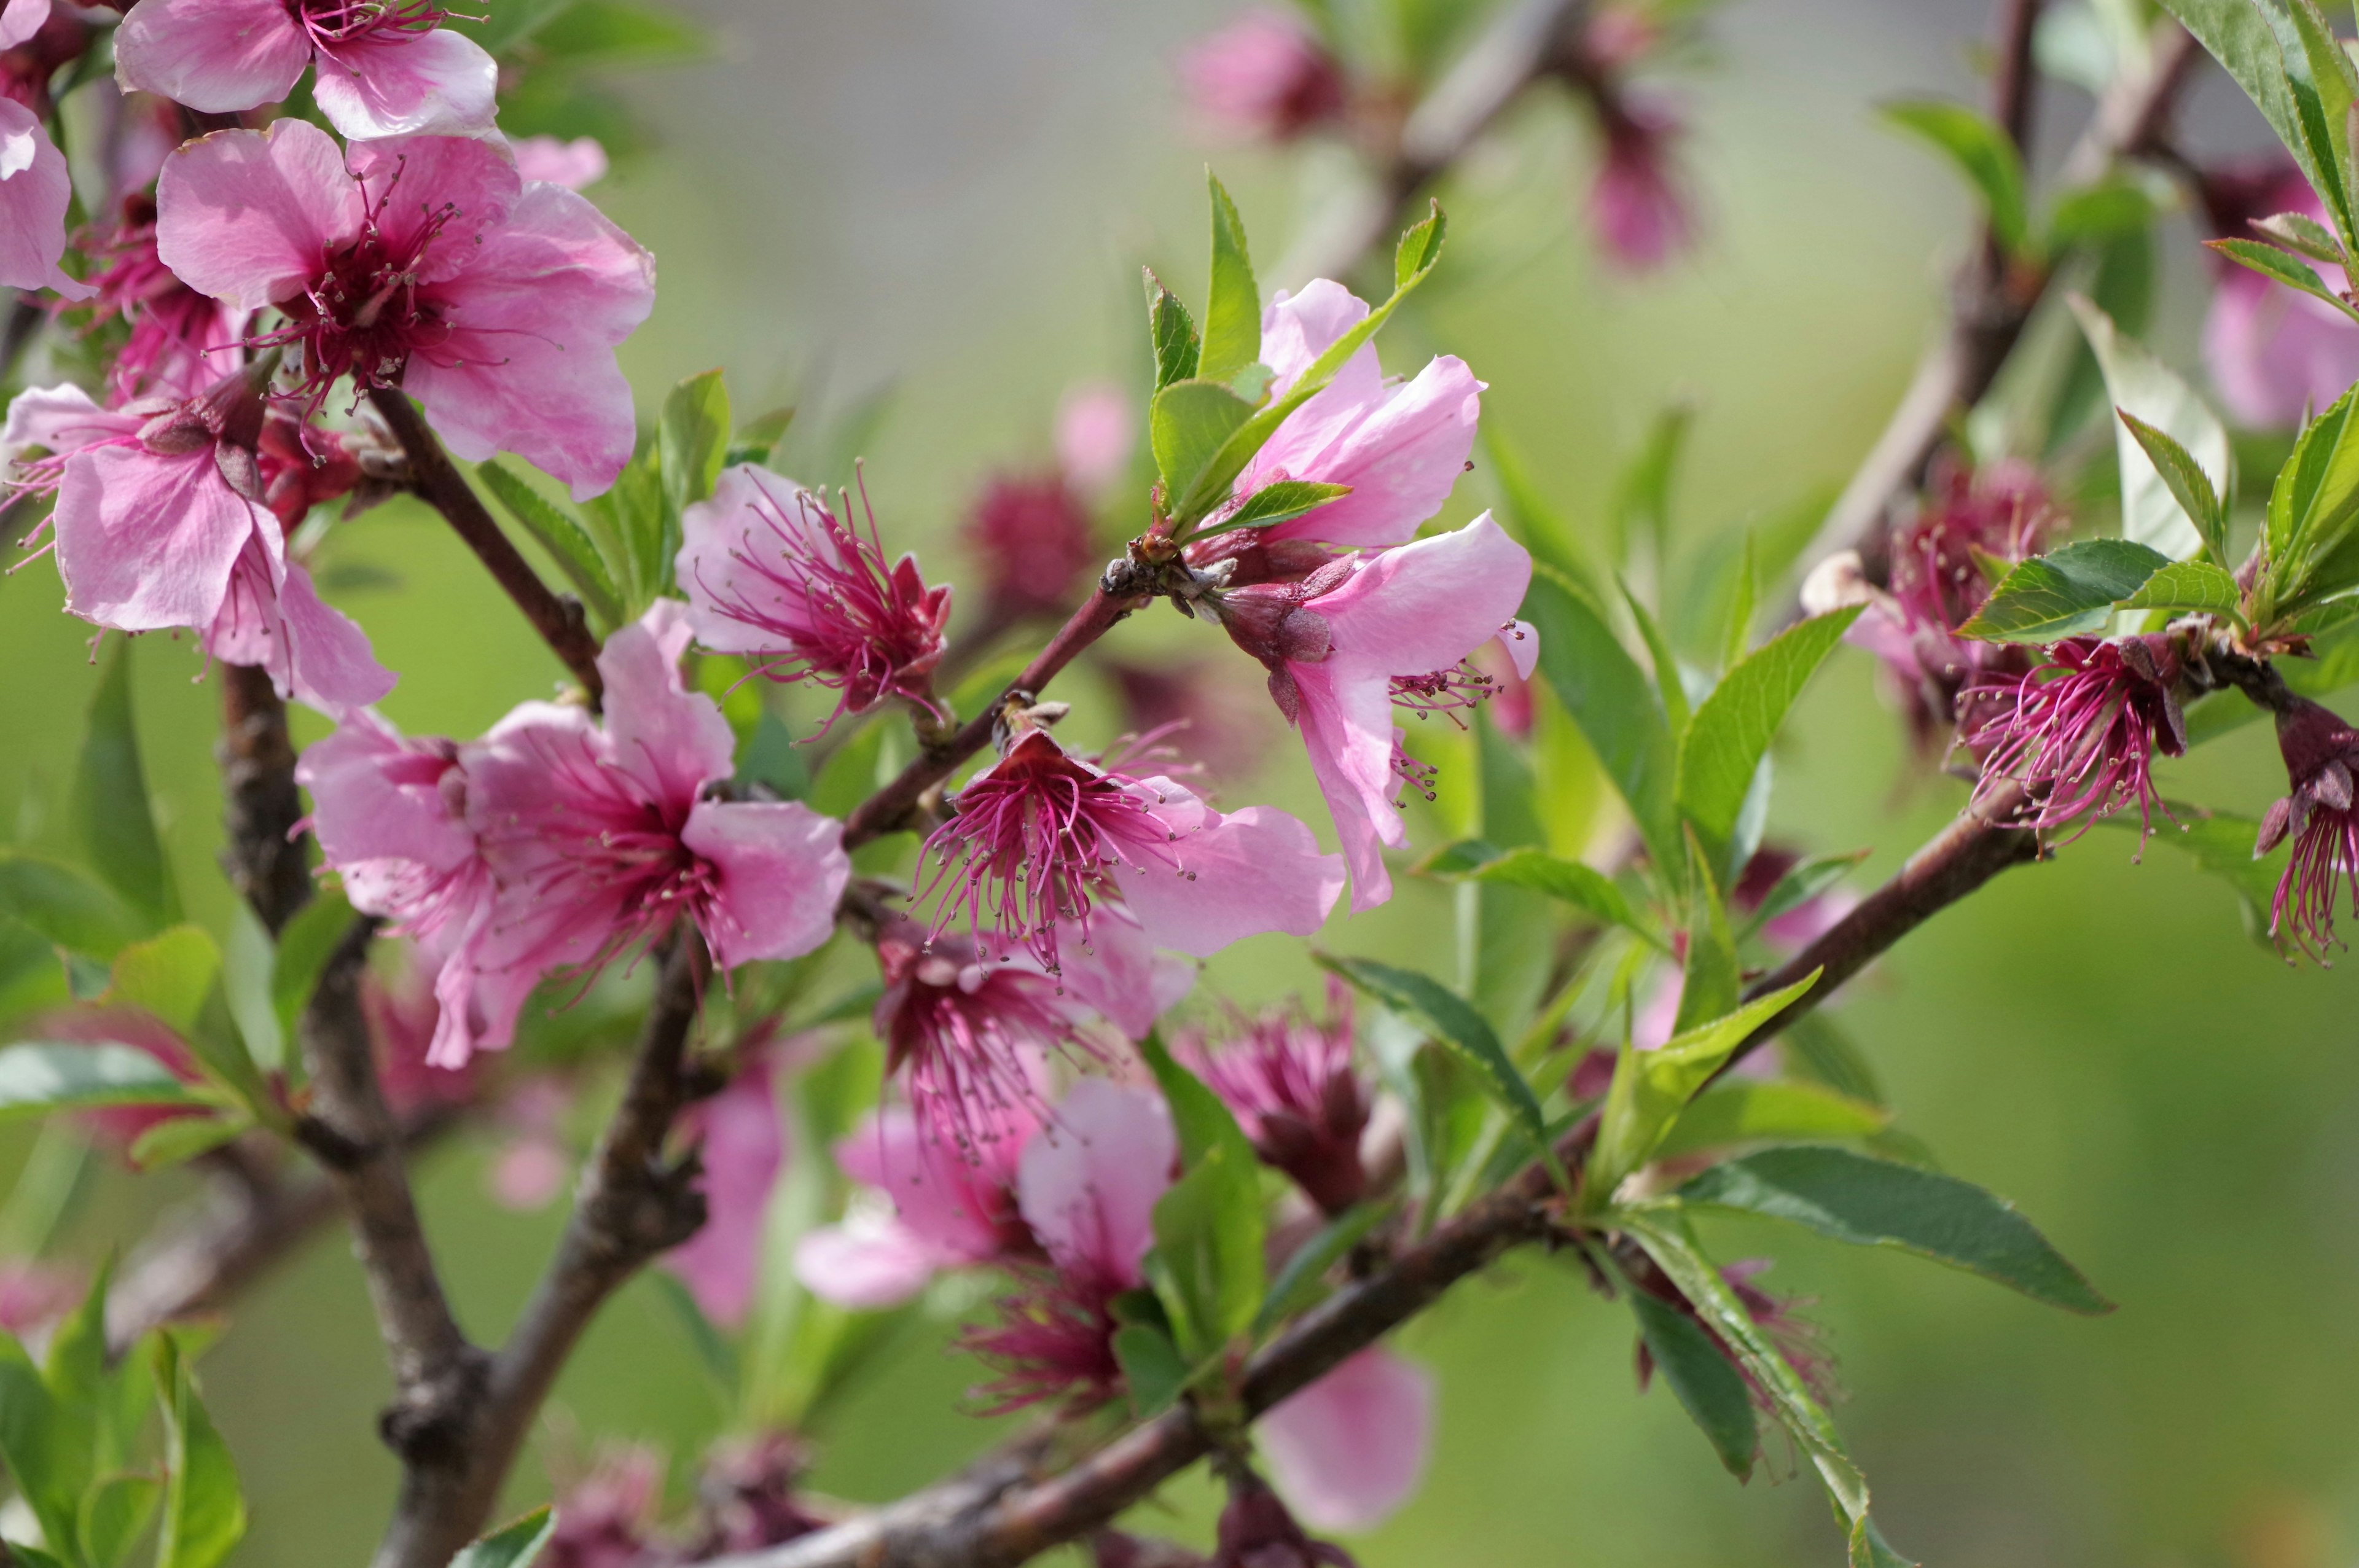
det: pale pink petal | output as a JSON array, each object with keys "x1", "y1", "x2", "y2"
[
  {"x1": 1261, "y1": 281, "x2": 1369, "y2": 392},
  {"x1": 663, "y1": 1057, "x2": 787, "y2": 1328},
  {"x1": 677, "y1": 465, "x2": 832, "y2": 655},
  {"x1": 0, "y1": 0, "x2": 48, "y2": 51},
  {"x1": 53, "y1": 444, "x2": 259, "y2": 632},
  {"x1": 488, "y1": 1137, "x2": 570, "y2": 1211},
  {"x1": 511, "y1": 135, "x2": 609, "y2": 192},
  {"x1": 1055, "y1": 381, "x2": 1133, "y2": 493},
  {"x1": 113, "y1": 0, "x2": 311, "y2": 115},
  {"x1": 2204, "y1": 266, "x2": 2359, "y2": 429},
  {"x1": 678, "y1": 800, "x2": 851, "y2": 970},
  {"x1": 837, "y1": 1104, "x2": 1027, "y2": 1260},
  {"x1": 155, "y1": 119, "x2": 364, "y2": 311},
  {"x1": 1315, "y1": 513, "x2": 1533, "y2": 679},
  {"x1": 792, "y1": 1219, "x2": 942, "y2": 1309},
  {"x1": 1116, "y1": 803, "x2": 1344, "y2": 956},
  {"x1": 1292, "y1": 663, "x2": 1403, "y2": 913},
  {"x1": 297, "y1": 712, "x2": 475, "y2": 895},
  {"x1": 597, "y1": 602, "x2": 737, "y2": 804},
  {"x1": 1497, "y1": 618, "x2": 1540, "y2": 681},
  {"x1": 1259, "y1": 1348, "x2": 1436, "y2": 1532},
  {"x1": 310, "y1": 28, "x2": 498, "y2": 139},
  {"x1": 2, "y1": 384, "x2": 133, "y2": 467},
  {"x1": 272, "y1": 558, "x2": 398, "y2": 712},
  {"x1": 345, "y1": 133, "x2": 520, "y2": 280},
  {"x1": 403, "y1": 182, "x2": 655, "y2": 501},
  {"x1": 1016, "y1": 1078, "x2": 1175, "y2": 1289},
  {"x1": 0, "y1": 101, "x2": 88, "y2": 297},
  {"x1": 1259, "y1": 356, "x2": 1483, "y2": 549},
  {"x1": 1052, "y1": 901, "x2": 1172, "y2": 1039}
]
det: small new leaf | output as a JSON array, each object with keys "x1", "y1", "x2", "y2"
[
  {"x1": 2071, "y1": 295, "x2": 2234, "y2": 560},
  {"x1": 1199, "y1": 173, "x2": 1261, "y2": 387},
  {"x1": 0, "y1": 1043, "x2": 203, "y2": 1121},
  {"x1": 450, "y1": 1507, "x2": 561, "y2": 1568},
  {"x1": 2116, "y1": 410, "x2": 2230, "y2": 566},
  {"x1": 2206, "y1": 238, "x2": 2359, "y2": 322},
  {"x1": 1675, "y1": 607, "x2": 1862, "y2": 871},
  {"x1": 2117, "y1": 558, "x2": 2244, "y2": 620},
  {"x1": 2253, "y1": 209, "x2": 2346, "y2": 262},
  {"x1": 1144, "y1": 269, "x2": 1202, "y2": 391},
  {"x1": 1879, "y1": 98, "x2": 2033, "y2": 260},
  {"x1": 1958, "y1": 538, "x2": 2171, "y2": 642},
  {"x1": 1316, "y1": 954, "x2": 1549, "y2": 1156}
]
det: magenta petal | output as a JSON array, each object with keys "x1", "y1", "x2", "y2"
[
  {"x1": 597, "y1": 603, "x2": 737, "y2": 803},
  {"x1": 1259, "y1": 1347, "x2": 1436, "y2": 1532},
  {"x1": 792, "y1": 1220, "x2": 942, "y2": 1310},
  {"x1": 114, "y1": 0, "x2": 311, "y2": 115},
  {"x1": 1116, "y1": 803, "x2": 1344, "y2": 957},
  {"x1": 0, "y1": 101, "x2": 88, "y2": 297},
  {"x1": 662, "y1": 1057, "x2": 788, "y2": 1328},
  {"x1": 53, "y1": 443, "x2": 258, "y2": 633},
  {"x1": 837, "y1": 1104, "x2": 1027, "y2": 1260},
  {"x1": 155, "y1": 120, "x2": 365, "y2": 312},
  {"x1": 1015, "y1": 1079, "x2": 1175, "y2": 1289},
  {"x1": 310, "y1": 28, "x2": 499, "y2": 139},
  {"x1": 1259, "y1": 356, "x2": 1484, "y2": 550},
  {"x1": 678, "y1": 800, "x2": 850, "y2": 970}
]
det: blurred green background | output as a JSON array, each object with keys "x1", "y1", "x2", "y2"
[{"x1": 7, "y1": 2, "x2": 2357, "y2": 1566}]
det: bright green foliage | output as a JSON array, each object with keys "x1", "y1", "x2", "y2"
[
  {"x1": 1679, "y1": 1145, "x2": 2113, "y2": 1314},
  {"x1": 72, "y1": 642, "x2": 178, "y2": 933},
  {"x1": 1199, "y1": 173, "x2": 1261, "y2": 387},
  {"x1": 1145, "y1": 270, "x2": 1202, "y2": 391},
  {"x1": 2258, "y1": 383, "x2": 2359, "y2": 623},
  {"x1": 450, "y1": 1507, "x2": 560, "y2": 1568},
  {"x1": 2114, "y1": 413, "x2": 2230, "y2": 567},
  {"x1": 1318, "y1": 955, "x2": 1548, "y2": 1155},
  {"x1": 1522, "y1": 566, "x2": 1681, "y2": 874},
  {"x1": 2118, "y1": 557, "x2": 2243, "y2": 618},
  {"x1": 1653, "y1": 1079, "x2": 1890, "y2": 1161},
  {"x1": 1417, "y1": 841, "x2": 1659, "y2": 945},
  {"x1": 0, "y1": 852, "x2": 148, "y2": 963},
  {"x1": 479, "y1": 461, "x2": 624, "y2": 631},
  {"x1": 154, "y1": 1338, "x2": 246, "y2": 1568},
  {"x1": 660, "y1": 368, "x2": 732, "y2": 523},
  {"x1": 1960, "y1": 537, "x2": 2171, "y2": 641},
  {"x1": 1149, "y1": 379, "x2": 1258, "y2": 505},
  {"x1": 1255, "y1": 1203, "x2": 1390, "y2": 1335},
  {"x1": 1879, "y1": 98, "x2": 2032, "y2": 260},
  {"x1": 1203, "y1": 479, "x2": 1352, "y2": 536},
  {"x1": 2069, "y1": 296, "x2": 2231, "y2": 561},
  {"x1": 1672, "y1": 838, "x2": 1740, "y2": 1035},
  {"x1": 1137, "y1": 1037, "x2": 1267, "y2": 1363},
  {"x1": 2158, "y1": 0, "x2": 2352, "y2": 240},
  {"x1": 268, "y1": 888, "x2": 356, "y2": 1056},
  {"x1": 1675, "y1": 607, "x2": 1861, "y2": 875},
  {"x1": 1111, "y1": 1322, "x2": 1192, "y2": 1416},
  {"x1": 1629, "y1": 1287, "x2": 1759, "y2": 1478}
]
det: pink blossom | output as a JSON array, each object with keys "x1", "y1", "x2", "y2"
[
  {"x1": 0, "y1": 95, "x2": 88, "y2": 297},
  {"x1": 485, "y1": 1077, "x2": 573, "y2": 1211},
  {"x1": 678, "y1": 464, "x2": 953, "y2": 723},
  {"x1": 687, "y1": 1433, "x2": 826, "y2": 1557},
  {"x1": 1055, "y1": 380, "x2": 1134, "y2": 495},
  {"x1": 1214, "y1": 514, "x2": 1534, "y2": 910},
  {"x1": 155, "y1": 120, "x2": 655, "y2": 500},
  {"x1": 2201, "y1": 165, "x2": 2359, "y2": 428},
  {"x1": 1587, "y1": 97, "x2": 1694, "y2": 275},
  {"x1": 1205, "y1": 281, "x2": 1483, "y2": 552},
  {"x1": 1106, "y1": 657, "x2": 1278, "y2": 783},
  {"x1": 1258, "y1": 1347, "x2": 1435, "y2": 1533},
  {"x1": 1965, "y1": 633, "x2": 2188, "y2": 847},
  {"x1": 0, "y1": 1257, "x2": 80, "y2": 1337},
  {"x1": 663, "y1": 1047, "x2": 788, "y2": 1327},
  {"x1": 1178, "y1": 9, "x2": 1345, "y2": 144},
  {"x1": 78, "y1": 196, "x2": 248, "y2": 403},
  {"x1": 511, "y1": 135, "x2": 609, "y2": 192},
  {"x1": 543, "y1": 1445, "x2": 665, "y2": 1568},
  {"x1": 962, "y1": 470, "x2": 1096, "y2": 625},
  {"x1": 793, "y1": 1096, "x2": 1037, "y2": 1309},
  {"x1": 3, "y1": 373, "x2": 394, "y2": 712},
  {"x1": 2256, "y1": 697, "x2": 2359, "y2": 961},
  {"x1": 1173, "y1": 979, "x2": 1367, "y2": 1215},
  {"x1": 362, "y1": 953, "x2": 476, "y2": 1118},
  {"x1": 0, "y1": 0, "x2": 49, "y2": 53},
  {"x1": 919, "y1": 725, "x2": 1343, "y2": 980},
  {"x1": 115, "y1": 0, "x2": 496, "y2": 141}
]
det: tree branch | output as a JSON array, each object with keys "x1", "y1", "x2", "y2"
[
  {"x1": 217, "y1": 665, "x2": 313, "y2": 935},
  {"x1": 693, "y1": 802, "x2": 2046, "y2": 1568},
  {"x1": 366, "y1": 389, "x2": 607, "y2": 707}
]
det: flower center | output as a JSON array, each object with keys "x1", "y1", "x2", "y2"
[{"x1": 289, "y1": 0, "x2": 450, "y2": 45}]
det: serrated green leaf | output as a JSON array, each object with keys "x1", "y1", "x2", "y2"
[
  {"x1": 104, "y1": 926, "x2": 217, "y2": 1037},
  {"x1": 0, "y1": 1043, "x2": 202, "y2": 1120},
  {"x1": 2267, "y1": 383, "x2": 2359, "y2": 618},
  {"x1": 2277, "y1": 0, "x2": 2359, "y2": 245},
  {"x1": 479, "y1": 461, "x2": 623, "y2": 631},
  {"x1": 1148, "y1": 1141, "x2": 1266, "y2": 1363},
  {"x1": 1679, "y1": 1145, "x2": 2112, "y2": 1313},
  {"x1": 1149, "y1": 378, "x2": 1257, "y2": 501},
  {"x1": 1522, "y1": 567, "x2": 1681, "y2": 874},
  {"x1": 1200, "y1": 173, "x2": 1261, "y2": 386},
  {"x1": 1316, "y1": 954, "x2": 1549, "y2": 1157},
  {"x1": 2253, "y1": 208, "x2": 2347, "y2": 260},
  {"x1": 2117, "y1": 556, "x2": 2243, "y2": 617},
  {"x1": 2208, "y1": 236, "x2": 2359, "y2": 319},
  {"x1": 2070, "y1": 295, "x2": 2231, "y2": 560},
  {"x1": 1611, "y1": 404, "x2": 1691, "y2": 566},
  {"x1": 1201, "y1": 479, "x2": 1352, "y2": 535},
  {"x1": 155, "y1": 1336, "x2": 245, "y2": 1568},
  {"x1": 1880, "y1": 98, "x2": 2033, "y2": 259},
  {"x1": 1395, "y1": 200, "x2": 1446, "y2": 292},
  {"x1": 2157, "y1": 0, "x2": 2333, "y2": 206},
  {"x1": 1587, "y1": 972, "x2": 1821, "y2": 1201},
  {"x1": 1655, "y1": 1080, "x2": 1890, "y2": 1160},
  {"x1": 660, "y1": 368, "x2": 732, "y2": 523},
  {"x1": 1959, "y1": 537, "x2": 2171, "y2": 641},
  {"x1": 1630, "y1": 1289, "x2": 1757, "y2": 1478},
  {"x1": 74, "y1": 639, "x2": 178, "y2": 932},
  {"x1": 0, "y1": 851, "x2": 147, "y2": 961},
  {"x1": 1145, "y1": 269, "x2": 1200, "y2": 391},
  {"x1": 450, "y1": 1507, "x2": 560, "y2": 1568},
  {"x1": 1421, "y1": 843, "x2": 1659, "y2": 943},
  {"x1": 1675, "y1": 609, "x2": 1861, "y2": 868},
  {"x1": 1111, "y1": 1322, "x2": 1191, "y2": 1417},
  {"x1": 2116, "y1": 410, "x2": 2231, "y2": 566},
  {"x1": 1136, "y1": 1032, "x2": 1258, "y2": 1170},
  {"x1": 1673, "y1": 836, "x2": 1740, "y2": 1036},
  {"x1": 0, "y1": 1331, "x2": 79, "y2": 1561}
]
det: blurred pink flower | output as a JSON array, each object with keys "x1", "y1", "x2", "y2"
[
  {"x1": 29, "y1": 1005, "x2": 208, "y2": 1155},
  {"x1": 1258, "y1": 1347, "x2": 1434, "y2": 1533},
  {"x1": 0, "y1": 79, "x2": 85, "y2": 298},
  {"x1": 512, "y1": 135, "x2": 609, "y2": 192},
  {"x1": 1107, "y1": 657, "x2": 1277, "y2": 783},
  {"x1": 1174, "y1": 979, "x2": 1367, "y2": 1215},
  {"x1": 77, "y1": 195, "x2": 247, "y2": 403},
  {"x1": 362, "y1": 956, "x2": 476, "y2": 1120},
  {"x1": 1588, "y1": 98, "x2": 1694, "y2": 275},
  {"x1": 485, "y1": 1077, "x2": 574, "y2": 1212},
  {"x1": 116, "y1": 0, "x2": 496, "y2": 141},
  {"x1": 1205, "y1": 281, "x2": 1483, "y2": 553},
  {"x1": 1215, "y1": 514, "x2": 1534, "y2": 910},
  {"x1": 2201, "y1": 163, "x2": 2359, "y2": 428},
  {"x1": 1055, "y1": 381, "x2": 1134, "y2": 495},
  {"x1": 962, "y1": 470, "x2": 1096, "y2": 624},
  {"x1": 156, "y1": 120, "x2": 654, "y2": 499},
  {"x1": 0, "y1": 0, "x2": 50, "y2": 53},
  {"x1": 0, "y1": 1257, "x2": 80, "y2": 1337},
  {"x1": 543, "y1": 1444, "x2": 665, "y2": 1568},
  {"x1": 663, "y1": 1047, "x2": 789, "y2": 1327},
  {"x1": 678, "y1": 464, "x2": 953, "y2": 725},
  {"x1": 1179, "y1": 9, "x2": 1345, "y2": 144},
  {"x1": 688, "y1": 1432, "x2": 825, "y2": 1556}
]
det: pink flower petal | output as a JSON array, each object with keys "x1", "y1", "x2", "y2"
[
  {"x1": 114, "y1": 0, "x2": 311, "y2": 115},
  {"x1": 2, "y1": 384, "x2": 135, "y2": 467},
  {"x1": 0, "y1": 0, "x2": 49, "y2": 51},
  {"x1": 0, "y1": 101, "x2": 88, "y2": 298},
  {"x1": 511, "y1": 135, "x2": 610, "y2": 192},
  {"x1": 155, "y1": 119, "x2": 365, "y2": 313},
  {"x1": 793, "y1": 1219, "x2": 943, "y2": 1309},
  {"x1": 1015, "y1": 1079, "x2": 1174, "y2": 1289},
  {"x1": 1291, "y1": 661, "x2": 1404, "y2": 913},
  {"x1": 663, "y1": 1056, "x2": 788, "y2": 1328},
  {"x1": 267, "y1": 558, "x2": 399, "y2": 712},
  {"x1": 1259, "y1": 1347, "x2": 1436, "y2": 1532},
  {"x1": 678, "y1": 800, "x2": 851, "y2": 970},
  {"x1": 487, "y1": 1137, "x2": 569, "y2": 1211},
  {"x1": 1054, "y1": 381, "x2": 1133, "y2": 493},
  {"x1": 1259, "y1": 355, "x2": 1484, "y2": 550},
  {"x1": 597, "y1": 601, "x2": 737, "y2": 805},
  {"x1": 1115, "y1": 802, "x2": 1344, "y2": 956},
  {"x1": 1314, "y1": 513, "x2": 1533, "y2": 679},
  {"x1": 53, "y1": 443, "x2": 259, "y2": 633},
  {"x1": 310, "y1": 28, "x2": 498, "y2": 139},
  {"x1": 835, "y1": 1104, "x2": 1027, "y2": 1261}
]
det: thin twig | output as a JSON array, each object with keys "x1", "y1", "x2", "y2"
[{"x1": 366, "y1": 389, "x2": 607, "y2": 706}]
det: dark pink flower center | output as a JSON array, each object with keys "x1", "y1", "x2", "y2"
[
  {"x1": 289, "y1": 0, "x2": 452, "y2": 45},
  {"x1": 260, "y1": 176, "x2": 460, "y2": 401}
]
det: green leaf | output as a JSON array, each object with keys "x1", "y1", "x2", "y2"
[
  {"x1": 1879, "y1": 98, "x2": 2033, "y2": 259},
  {"x1": 1144, "y1": 269, "x2": 1200, "y2": 391},
  {"x1": 1655, "y1": 1080, "x2": 1890, "y2": 1161},
  {"x1": 1522, "y1": 567, "x2": 1681, "y2": 874},
  {"x1": 1679, "y1": 1145, "x2": 2112, "y2": 1314},
  {"x1": 1629, "y1": 1289, "x2": 1757, "y2": 1479},
  {"x1": 1316, "y1": 954, "x2": 1549, "y2": 1157},
  {"x1": 581, "y1": 445, "x2": 668, "y2": 616},
  {"x1": 2069, "y1": 295, "x2": 2232, "y2": 560},
  {"x1": 0, "y1": 851, "x2": 147, "y2": 961},
  {"x1": 128, "y1": 1114, "x2": 251, "y2": 1171},
  {"x1": 270, "y1": 889, "x2": 355, "y2": 1050},
  {"x1": 74, "y1": 639, "x2": 178, "y2": 931},
  {"x1": 1395, "y1": 198, "x2": 1447, "y2": 291},
  {"x1": 4, "y1": 1540, "x2": 69, "y2": 1568},
  {"x1": 1111, "y1": 1322, "x2": 1192, "y2": 1417},
  {"x1": 154, "y1": 1336, "x2": 245, "y2": 1568},
  {"x1": 2115, "y1": 411, "x2": 2231, "y2": 566},
  {"x1": 478, "y1": 460, "x2": 623, "y2": 631},
  {"x1": 2158, "y1": 0, "x2": 2335, "y2": 206},
  {"x1": 728, "y1": 406, "x2": 795, "y2": 469},
  {"x1": 1425, "y1": 844, "x2": 1659, "y2": 943},
  {"x1": 1205, "y1": 479, "x2": 1352, "y2": 534},
  {"x1": 1674, "y1": 608, "x2": 1862, "y2": 870},
  {"x1": 1136, "y1": 1032, "x2": 1257, "y2": 1170},
  {"x1": 1720, "y1": 529, "x2": 1759, "y2": 673},
  {"x1": 1199, "y1": 173, "x2": 1261, "y2": 386},
  {"x1": 1739, "y1": 849, "x2": 1869, "y2": 940},
  {"x1": 2252, "y1": 209, "x2": 2346, "y2": 260},
  {"x1": 528, "y1": 0, "x2": 707, "y2": 66},
  {"x1": 104, "y1": 926, "x2": 218, "y2": 1037},
  {"x1": 81, "y1": 1473, "x2": 162, "y2": 1568},
  {"x1": 0, "y1": 1332, "x2": 79, "y2": 1561},
  {"x1": 2266, "y1": 383, "x2": 2359, "y2": 617},
  {"x1": 1148, "y1": 1141, "x2": 1266, "y2": 1363},
  {"x1": 1587, "y1": 972, "x2": 1821, "y2": 1201},
  {"x1": 1958, "y1": 537, "x2": 2171, "y2": 641},
  {"x1": 660, "y1": 368, "x2": 732, "y2": 523},
  {"x1": 0, "y1": 1042, "x2": 203, "y2": 1120},
  {"x1": 1611, "y1": 403, "x2": 1691, "y2": 564},
  {"x1": 1672, "y1": 837, "x2": 1741, "y2": 1035},
  {"x1": 1254, "y1": 1202, "x2": 1390, "y2": 1335},
  {"x1": 2208, "y1": 236, "x2": 2359, "y2": 319},
  {"x1": 2044, "y1": 179, "x2": 2156, "y2": 251},
  {"x1": 1620, "y1": 580, "x2": 1691, "y2": 741},
  {"x1": 1149, "y1": 378, "x2": 1258, "y2": 502},
  {"x1": 2116, "y1": 556, "x2": 2243, "y2": 618},
  {"x1": 450, "y1": 1507, "x2": 561, "y2": 1568},
  {"x1": 2277, "y1": 0, "x2": 2359, "y2": 246}
]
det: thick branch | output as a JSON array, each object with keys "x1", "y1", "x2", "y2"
[
  {"x1": 694, "y1": 803, "x2": 2046, "y2": 1568},
  {"x1": 366, "y1": 388, "x2": 606, "y2": 706},
  {"x1": 217, "y1": 665, "x2": 312, "y2": 935},
  {"x1": 370, "y1": 935, "x2": 712, "y2": 1568}
]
